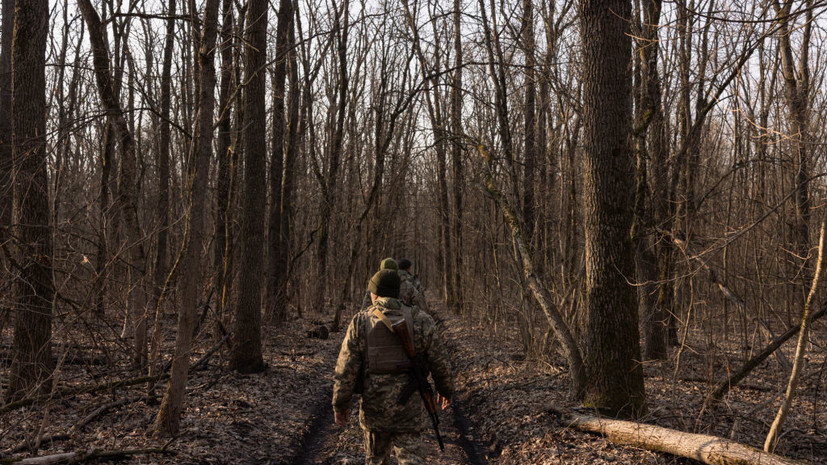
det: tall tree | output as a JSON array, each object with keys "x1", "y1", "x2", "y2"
[
  {"x1": 449, "y1": 0, "x2": 464, "y2": 314},
  {"x1": 774, "y1": 0, "x2": 813, "y2": 306},
  {"x1": 0, "y1": 0, "x2": 14, "y2": 237},
  {"x1": 579, "y1": 0, "x2": 646, "y2": 417},
  {"x1": 520, "y1": 0, "x2": 537, "y2": 237},
  {"x1": 213, "y1": 0, "x2": 234, "y2": 333},
  {"x1": 315, "y1": 0, "x2": 349, "y2": 309},
  {"x1": 152, "y1": 0, "x2": 176, "y2": 319},
  {"x1": 6, "y1": 0, "x2": 53, "y2": 402},
  {"x1": 633, "y1": 0, "x2": 670, "y2": 361},
  {"x1": 267, "y1": 0, "x2": 295, "y2": 323},
  {"x1": 231, "y1": 0, "x2": 267, "y2": 374},
  {"x1": 78, "y1": 0, "x2": 148, "y2": 370},
  {"x1": 155, "y1": 0, "x2": 221, "y2": 436}
]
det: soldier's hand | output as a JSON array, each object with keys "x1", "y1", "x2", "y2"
[
  {"x1": 334, "y1": 409, "x2": 349, "y2": 427},
  {"x1": 436, "y1": 393, "x2": 452, "y2": 410}
]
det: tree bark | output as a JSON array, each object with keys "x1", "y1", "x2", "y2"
[
  {"x1": 5, "y1": 0, "x2": 53, "y2": 403},
  {"x1": 579, "y1": 0, "x2": 646, "y2": 417},
  {"x1": 0, "y1": 0, "x2": 15, "y2": 235},
  {"x1": 155, "y1": 0, "x2": 220, "y2": 437},
  {"x1": 230, "y1": 0, "x2": 268, "y2": 374}
]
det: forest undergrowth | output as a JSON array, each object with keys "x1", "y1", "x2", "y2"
[{"x1": 0, "y1": 301, "x2": 825, "y2": 464}]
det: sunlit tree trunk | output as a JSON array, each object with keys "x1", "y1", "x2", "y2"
[{"x1": 579, "y1": 0, "x2": 646, "y2": 417}]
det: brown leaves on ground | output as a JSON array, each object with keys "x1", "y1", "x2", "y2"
[{"x1": 1, "y1": 305, "x2": 825, "y2": 464}]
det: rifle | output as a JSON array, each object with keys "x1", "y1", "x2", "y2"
[{"x1": 392, "y1": 319, "x2": 445, "y2": 451}]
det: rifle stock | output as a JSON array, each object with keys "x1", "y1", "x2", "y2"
[{"x1": 393, "y1": 320, "x2": 445, "y2": 451}]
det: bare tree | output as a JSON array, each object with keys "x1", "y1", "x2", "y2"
[
  {"x1": 5, "y1": 0, "x2": 53, "y2": 402},
  {"x1": 579, "y1": 0, "x2": 646, "y2": 417},
  {"x1": 155, "y1": 0, "x2": 220, "y2": 436},
  {"x1": 231, "y1": 0, "x2": 268, "y2": 374},
  {"x1": 78, "y1": 0, "x2": 149, "y2": 370},
  {"x1": 267, "y1": 0, "x2": 296, "y2": 323},
  {"x1": 0, "y1": 0, "x2": 13, "y2": 248}
]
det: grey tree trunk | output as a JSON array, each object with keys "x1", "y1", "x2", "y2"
[
  {"x1": 6, "y1": 0, "x2": 53, "y2": 402},
  {"x1": 155, "y1": 0, "x2": 220, "y2": 436},
  {"x1": 231, "y1": 0, "x2": 267, "y2": 374},
  {"x1": 579, "y1": 0, "x2": 646, "y2": 417}
]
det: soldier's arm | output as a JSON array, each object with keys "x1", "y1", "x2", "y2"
[
  {"x1": 332, "y1": 315, "x2": 363, "y2": 413},
  {"x1": 421, "y1": 316, "x2": 455, "y2": 400}
]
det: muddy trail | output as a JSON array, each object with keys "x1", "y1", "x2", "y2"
[{"x1": 289, "y1": 308, "x2": 491, "y2": 465}]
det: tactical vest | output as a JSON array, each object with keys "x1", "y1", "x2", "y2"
[{"x1": 365, "y1": 304, "x2": 415, "y2": 374}]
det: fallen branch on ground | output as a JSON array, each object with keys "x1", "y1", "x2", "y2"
[
  {"x1": 1, "y1": 447, "x2": 176, "y2": 464},
  {"x1": 0, "y1": 333, "x2": 231, "y2": 415},
  {"x1": 547, "y1": 406, "x2": 810, "y2": 465},
  {"x1": 706, "y1": 306, "x2": 827, "y2": 404}
]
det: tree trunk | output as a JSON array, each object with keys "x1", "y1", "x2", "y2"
[
  {"x1": 550, "y1": 407, "x2": 809, "y2": 465},
  {"x1": 315, "y1": 0, "x2": 349, "y2": 310},
  {"x1": 230, "y1": 0, "x2": 267, "y2": 374},
  {"x1": 213, "y1": 0, "x2": 234, "y2": 336},
  {"x1": 579, "y1": 0, "x2": 646, "y2": 417},
  {"x1": 521, "y1": 0, "x2": 537, "y2": 237},
  {"x1": 0, "y1": 0, "x2": 13, "y2": 250},
  {"x1": 266, "y1": 0, "x2": 295, "y2": 323},
  {"x1": 765, "y1": 215, "x2": 823, "y2": 453},
  {"x1": 152, "y1": 0, "x2": 175, "y2": 320},
  {"x1": 155, "y1": 0, "x2": 220, "y2": 436},
  {"x1": 6, "y1": 0, "x2": 53, "y2": 402},
  {"x1": 280, "y1": 4, "x2": 300, "y2": 318},
  {"x1": 450, "y1": 0, "x2": 464, "y2": 314},
  {"x1": 79, "y1": 0, "x2": 148, "y2": 371}
]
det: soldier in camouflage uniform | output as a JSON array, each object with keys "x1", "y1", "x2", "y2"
[
  {"x1": 396, "y1": 258, "x2": 428, "y2": 312},
  {"x1": 360, "y1": 258, "x2": 398, "y2": 310},
  {"x1": 334, "y1": 269, "x2": 454, "y2": 465}
]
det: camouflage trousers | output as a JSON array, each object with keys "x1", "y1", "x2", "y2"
[{"x1": 363, "y1": 429, "x2": 425, "y2": 465}]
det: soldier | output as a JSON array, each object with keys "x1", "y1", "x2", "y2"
[
  {"x1": 360, "y1": 258, "x2": 398, "y2": 310},
  {"x1": 397, "y1": 258, "x2": 428, "y2": 312},
  {"x1": 333, "y1": 269, "x2": 454, "y2": 465}
]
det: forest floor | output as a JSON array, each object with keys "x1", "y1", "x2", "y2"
[{"x1": 1, "y1": 300, "x2": 826, "y2": 464}]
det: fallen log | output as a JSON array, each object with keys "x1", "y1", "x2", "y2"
[
  {"x1": 1, "y1": 447, "x2": 175, "y2": 464},
  {"x1": 548, "y1": 407, "x2": 810, "y2": 465}
]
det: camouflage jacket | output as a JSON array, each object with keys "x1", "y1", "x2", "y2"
[
  {"x1": 398, "y1": 270, "x2": 428, "y2": 311},
  {"x1": 333, "y1": 297, "x2": 454, "y2": 432},
  {"x1": 360, "y1": 290, "x2": 372, "y2": 311}
]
